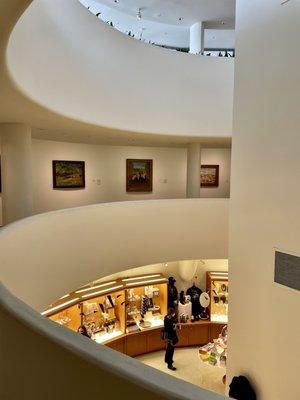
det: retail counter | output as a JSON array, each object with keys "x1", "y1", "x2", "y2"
[{"x1": 103, "y1": 321, "x2": 225, "y2": 357}]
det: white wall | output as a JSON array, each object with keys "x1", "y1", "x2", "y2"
[
  {"x1": 32, "y1": 139, "x2": 187, "y2": 213},
  {"x1": 0, "y1": 199, "x2": 229, "y2": 310},
  {"x1": 201, "y1": 148, "x2": 231, "y2": 198},
  {"x1": 31, "y1": 139, "x2": 231, "y2": 214},
  {"x1": 227, "y1": 1, "x2": 300, "y2": 399},
  {"x1": 7, "y1": 0, "x2": 234, "y2": 137}
]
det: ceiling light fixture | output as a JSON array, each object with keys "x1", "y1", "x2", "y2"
[
  {"x1": 59, "y1": 294, "x2": 69, "y2": 300},
  {"x1": 81, "y1": 285, "x2": 123, "y2": 299},
  {"x1": 137, "y1": 8, "x2": 142, "y2": 20},
  {"x1": 126, "y1": 278, "x2": 166, "y2": 286},
  {"x1": 41, "y1": 298, "x2": 80, "y2": 316},
  {"x1": 122, "y1": 274, "x2": 161, "y2": 282},
  {"x1": 75, "y1": 281, "x2": 117, "y2": 294}
]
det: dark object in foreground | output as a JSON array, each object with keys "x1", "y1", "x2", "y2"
[{"x1": 229, "y1": 376, "x2": 256, "y2": 400}]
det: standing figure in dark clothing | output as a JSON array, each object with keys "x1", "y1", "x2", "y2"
[
  {"x1": 186, "y1": 283, "x2": 203, "y2": 321},
  {"x1": 168, "y1": 276, "x2": 178, "y2": 309},
  {"x1": 164, "y1": 308, "x2": 178, "y2": 370}
]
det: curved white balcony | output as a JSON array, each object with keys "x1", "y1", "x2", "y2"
[
  {"x1": 6, "y1": 0, "x2": 234, "y2": 138},
  {"x1": 0, "y1": 199, "x2": 228, "y2": 400}
]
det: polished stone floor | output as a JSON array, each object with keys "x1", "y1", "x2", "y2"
[{"x1": 136, "y1": 347, "x2": 226, "y2": 396}]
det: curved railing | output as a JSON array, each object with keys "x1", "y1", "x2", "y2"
[
  {"x1": 6, "y1": 0, "x2": 234, "y2": 137},
  {"x1": 0, "y1": 199, "x2": 228, "y2": 400},
  {"x1": 0, "y1": 199, "x2": 229, "y2": 310},
  {"x1": 0, "y1": 282, "x2": 226, "y2": 400}
]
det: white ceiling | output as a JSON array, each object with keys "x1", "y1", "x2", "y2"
[
  {"x1": 81, "y1": 0, "x2": 235, "y2": 48},
  {"x1": 91, "y1": 0, "x2": 235, "y2": 28}
]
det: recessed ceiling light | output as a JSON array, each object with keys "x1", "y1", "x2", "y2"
[{"x1": 178, "y1": 17, "x2": 183, "y2": 21}]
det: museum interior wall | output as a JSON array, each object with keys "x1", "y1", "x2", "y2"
[
  {"x1": 31, "y1": 139, "x2": 231, "y2": 214},
  {"x1": 227, "y1": 1, "x2": 300, "y2": 399}
]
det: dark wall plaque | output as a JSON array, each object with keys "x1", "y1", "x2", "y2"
[{"x1": 275, "y1": 251, "x2": 300, "y2": 291}]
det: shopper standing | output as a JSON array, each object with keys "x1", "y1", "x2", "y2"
[{"x1": 164, "y1": 307, "x2": 178, "y2": 370}]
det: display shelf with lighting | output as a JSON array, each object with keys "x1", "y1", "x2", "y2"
[
  {"x1": 43, "y1": 272, "x2": 228, "y2": 357},
  {"x1": 206, "y1": 271, "x2": 228, "y2": 324},
  {"x1": 123, "y1": 275, "x2": 168, "y2": 334},
  {"x1": 46, "y1": 280, "x2": 126, "y2": 343}
]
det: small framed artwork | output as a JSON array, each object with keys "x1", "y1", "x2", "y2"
[
  {"x1": 126, "y1": 159, "x2": 153, "y2": 192},
  {"x1": 201, "y1": 165, "x2": 219, "y2": 187},
  {"x1": 52, "y1": 160, "x2": 85, "y2": 189}
]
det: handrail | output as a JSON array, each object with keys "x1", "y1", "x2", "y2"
[{"x1": 0, "y1": 282, "x2": 226, "y2": 400}]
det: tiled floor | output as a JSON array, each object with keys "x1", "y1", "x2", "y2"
[{"x1": 136, "y1": 347, "x2": 226, "y2": 396}]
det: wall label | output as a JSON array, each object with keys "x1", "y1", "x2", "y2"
[{"x1": 275, "y1": 251, "x2": 300, "y2": 291}]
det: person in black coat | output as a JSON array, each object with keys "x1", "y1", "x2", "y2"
[{"x1": 164, "y1": 308, "x2": 178, "y2": 370}]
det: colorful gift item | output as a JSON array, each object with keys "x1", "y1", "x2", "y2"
[{"x1": 199, "y1": 324, "x2": 228, "y2": 368}]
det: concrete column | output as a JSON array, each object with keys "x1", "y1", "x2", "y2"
[
  {"x1": 186, "y1": 143, "x2": 201, "y2": 198},
  {"x1": 0, "y1": 123, "x2": 33, "y2": 224},
  {"x1": 189, "y1": 22, "x2": 204, "y2": 54}
]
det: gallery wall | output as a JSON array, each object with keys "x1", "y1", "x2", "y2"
[
  {"x1": 31, "y1": 139, "x2": 231, "y2": 214},
  {"x1": 227, "y1": 1, "x2": 300, "y2": 399},
  {"x1": 32, "y1": 140, "x2": 187, "y2": 214}
]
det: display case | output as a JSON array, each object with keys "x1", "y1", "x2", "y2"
[
  {"x1": 206, "y1": 271, "x2": 228, "y2": 323},
  {"x1": 124, "y1": 276, "x2": 168, "y2": 333},
  {"x1": 47, "y1": 280, "x2": 126, "y2": 343},
  {"x1": 44, "y1": 272, "x2": 227, "y2": 357},
  {"x1": 45, "y1": 274, "x2": 167, "y2": 344}
]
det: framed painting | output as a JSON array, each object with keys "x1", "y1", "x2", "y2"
[
  {"x1": 126, "y1": 159, "x2": 153, "y2": 192},
  {"x1": 52, "y1": 160, "x2": 85, "y2": 189},
  {"x1": 201, "y1": 165, "x2": 219, "y2": 187}
]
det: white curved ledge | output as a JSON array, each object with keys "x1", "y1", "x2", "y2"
[
  {"x1": 0, "y1": 283, "x2": 226, "y2": 400},
  {"x1": 0, "y1": 199, "x2": 229, "y2": 310},
  {"x1": 6, "y1": 0, "x2": 234, "y2": 137},
  {"x1": 0, "y1": 199, "x2": 228, "y2": 399}
]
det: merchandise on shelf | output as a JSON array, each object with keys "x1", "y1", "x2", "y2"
[
  {"x1": 206, "y1": 271, "x2": 229, "y2": 323},
  {"x1": 125, "y1": 283, "x2": 167, "y2": 333},
  {"x1": 199, "y1": 325, "x2": 228, "y2": 367}
]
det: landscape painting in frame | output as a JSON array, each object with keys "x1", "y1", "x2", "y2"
[
  {"x1": 52, "y1": 160, "x2": 85, "y2": 189},
  {"x1": 200, "y1": 165, "x2": 219, "y2": 187},
  {"x1": 126, "y1": 159, "x2": 153, "y2": 192}
]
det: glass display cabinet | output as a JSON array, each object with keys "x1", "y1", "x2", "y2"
[
  {"x1": 206, "y1": 271, "x2": 228, "y2": 323},
  {"x1": 123, "y1": 276, "x2": 168, "y2": 333},
  {"x1": 47, "y1": 280, "x2": 126, "y2": 343},
  {"x1": 45, "y1": 274, "x2": 167, "y2": 343}
]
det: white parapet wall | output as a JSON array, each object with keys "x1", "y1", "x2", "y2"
[
  {"x1": 0, "y1": 199, "x2": 228, "y2": 311},
  {"x1": 6, "y1": 0, "x2": 234, "y2": 137},
  {"x1": 0, "y1": 199, "x2": 228, "y2": 400}
]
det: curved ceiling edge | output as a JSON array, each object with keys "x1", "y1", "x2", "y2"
[{"x1": 6, "y1": 0, "x2": 234, "y2": 138}]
